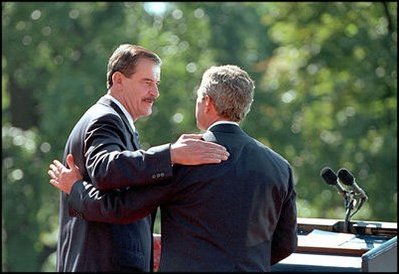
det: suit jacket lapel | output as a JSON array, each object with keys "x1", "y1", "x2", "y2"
[{"x1": 97, "y1": 96, "x2": 141, "y2": 149}]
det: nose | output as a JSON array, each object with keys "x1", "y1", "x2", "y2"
[{"x1": 150, "y1": 84, "x2": 160, "y2": 98}]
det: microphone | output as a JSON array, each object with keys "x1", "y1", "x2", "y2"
[
  {"x1": 337, "y1": 168, "x2": 368, "y2": 200},
  {"x1": 320, "y1": 167, "x2": 348, "y2": 197}
]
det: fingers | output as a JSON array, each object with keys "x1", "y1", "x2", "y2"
[
  {"x1": 170, "y1": 138, "x2": 230, "y2": 165},
  {"x1": 186, "y1": 155, "x2": 226, "y2": 165},
  {"x1": 201, "y1": 140, "x2": 228, "y2": 152},
  {"x1": 194, "y1": 142, "x2": 230, "y2": 163},
  {"x1": 48, "y1": 161, "x2": 62, "y2": 185},
  {"x1": 48, "y1": 169, "x2": 56, "y2": 179},
  {"x1": 200, "y1": 151, "x2": 229, "y2": 162},
  {"x1": 47, "y1": 157, "x2": 76, "y2": 194},
  {"x1": 49, "y1": 179, "x2": 63, "y2": 192},
  {"x1": 48, "y1": 165, "x2": 60, "y2": 188},
  {"x1": 199, "y1": 149, "x2": 229, "y2": 160},
  {"x1": 48, "y1": 168, "x2": 60, "y2": 190},
  {"x1": 197, "y1": 141, "x2": 229, "y2": 157},
  {"x1": 53, "y1": 159, "x2": 65, "y2": 170},
  {"x1": 49, "y1": 163, "x2": 60, "y2": 176},
  {"x1": 195, "y1": 158, "x2": 222, "y2": 164}
]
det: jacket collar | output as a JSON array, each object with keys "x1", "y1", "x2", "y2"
[
  {"x1": 208, "y1": 123, "x2": 242, "y2": 134},
  {"x1": 202, "y1": 123, "x2": 243, "y2": 142},
  {"x1": 97, "y1": 96, "x2": 138, "y2": 142}
]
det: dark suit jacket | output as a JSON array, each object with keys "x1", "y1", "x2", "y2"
[
  {"x1": 68, "y1": 123, "x2": 298, "y2": 272},
  {"x1": 57, "y1": 95, "x2": 173, "y2": 272}
]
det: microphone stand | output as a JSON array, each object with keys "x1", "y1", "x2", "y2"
[
  {"x1": 343, "y1": 193, "x2": 355, "y2": 233},
  {"x1": 343, "y1": 192, "x2": 367, "y2": 233}
]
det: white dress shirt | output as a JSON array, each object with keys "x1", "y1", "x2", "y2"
[
  {"x1": 207, "y1": 120, "x2": 239, "y2": 131},
  {"x1": 104, "y1": 93, "x2": 137, "y2": 133}
]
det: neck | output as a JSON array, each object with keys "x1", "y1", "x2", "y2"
[{"x1": 108, "y1": 90, "x2": 138, "y2": 122}]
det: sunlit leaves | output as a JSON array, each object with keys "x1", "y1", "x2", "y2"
[
  {"x1": 2, "y1": 2, "x2": 397, "y2": 271},
  {"x1": 247, "y1": 2, "x2": 397, "y2": 222}
]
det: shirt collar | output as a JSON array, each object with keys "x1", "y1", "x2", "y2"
[
  {"x1": 207, "y1": 120, "x2": 239, "y2": 131},
  {"x1": 104, "y1": 93, "x2": 136, "y2": 132}
]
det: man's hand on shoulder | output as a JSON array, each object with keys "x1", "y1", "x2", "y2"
[{"x1": 170, "y1": 133, "x2": 229, "y2": 165}]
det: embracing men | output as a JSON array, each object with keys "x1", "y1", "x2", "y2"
[
  {"x1": 48, "y1": 44, "x2": 297, "y2": 272},
  {"x1": 49, "y1": 44, "x2": 229, "y2": 272}
]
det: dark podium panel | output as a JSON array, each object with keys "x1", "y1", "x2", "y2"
[
  {"x1": 271, "y1": 218, "x2": 397, "y2": 272},
  {"x1": 152, "y1": 217, "x2": 397, "y2": 272}
]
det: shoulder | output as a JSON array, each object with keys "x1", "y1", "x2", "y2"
[
  {"x1": 71, "y1": 103, "x2": 126, "y2": 137},
  {"x1": 82, "y1": 102, "x2": 123, "y2": 124},
  {"x1": 250, "y1": 136, "x2": 292, "y2": 168}
]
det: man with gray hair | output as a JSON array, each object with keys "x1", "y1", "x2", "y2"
[{"x1": 49, "y1": 64, "x2": 298, "y2": 272}]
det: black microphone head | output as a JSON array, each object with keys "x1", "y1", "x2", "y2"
[
  {"x1": 320, "y1": 167, "x2": 338, "y2": 185},
  {"x1": 337, "y1": 168, "x2": 354, "y2": 186}
]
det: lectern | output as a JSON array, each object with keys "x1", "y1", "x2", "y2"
[
  {"x1": 271, "y1": 217, "x2": 397, "y2": 272},
  {"x1": 153, "y1": 167, "x2": 397, "y2": 271},
  {"x1": 152, "y1": 217, "x2": 396, "y2": 272}
]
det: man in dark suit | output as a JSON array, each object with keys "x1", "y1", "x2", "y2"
[
  {"x1": 49, "y1": 64, "x2": 297, "y2": 272},
  {"x1": 51, "y1": 44, "x2": 229, "y2": 272}
]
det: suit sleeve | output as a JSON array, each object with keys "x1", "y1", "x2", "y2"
[
  {"x1": 84, "y1": 114, "x2": 173, "y2": 191},
  {"x1": 270, "y1": 165, "x2": 298, "y2": 265},
  {"x1": 68, "y1": 178, "x2": 176, "y2": 224}
]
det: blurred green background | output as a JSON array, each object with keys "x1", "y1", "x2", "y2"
[{"x1": 2, "y1": 2, "x2": 397, "y2": 271}]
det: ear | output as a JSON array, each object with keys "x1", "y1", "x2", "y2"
[
  {"x1": 112, "y1": 71, "x2": 124, "y2": 88},
  {"x1": 204, "y1": 95, "x2": 216, "y2": 113}
]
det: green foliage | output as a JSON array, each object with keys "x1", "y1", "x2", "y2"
[
  {"x1": 2, "y1": 2, "x2": 397, "y2": 271},
  {"x1": 2, "y1": 125, "x2": 57, "y2": 271},
  {"x1": 248, "y1": 2, "x2": 397, "y2": 221}
]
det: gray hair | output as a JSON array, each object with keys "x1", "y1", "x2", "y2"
[
  {"x1": 198, "y1": 65, "x2": 255, "y2": 122},
  {"x1": 106, "y1": 44, "x2": 162, "y2": 89}
]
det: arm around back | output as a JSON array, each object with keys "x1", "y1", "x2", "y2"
[{"x1": 67, "y1": 178, "x2": 175, "y2": 224}]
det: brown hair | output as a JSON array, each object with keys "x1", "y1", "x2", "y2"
[{"x1": 106, "y1": 44, "x2": 162, "y2": 89}]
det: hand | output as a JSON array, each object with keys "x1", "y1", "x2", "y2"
[
  {"x1": 170, "y1": 133, "x2": 229, "y2": 165},
  {"x1": 48, "y1": 154, "x2": 82, "y2": 194}
]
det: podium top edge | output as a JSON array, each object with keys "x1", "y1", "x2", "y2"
[{"x1": 298, "y1": 217, "x2": 397, "y2": 228}]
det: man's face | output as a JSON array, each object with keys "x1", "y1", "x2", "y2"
[{"x1": 121, "y1": 58, "x2": 160, "y2": 120}]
